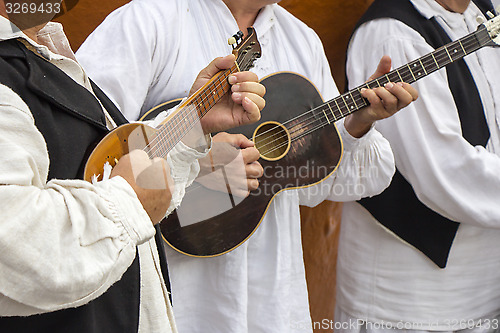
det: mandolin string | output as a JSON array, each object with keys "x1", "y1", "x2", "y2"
[
  {"x1": 145, "y1": 51, "x2": 257, "y2": 157},
  {"x1": 144, "y1": 55, "x2": 254, "y2": 158},
  {"x1": 143, "y1": 71, "x2": 233, "y2": 157},
  {"x1": 257, "y1": 31, "x2": 491, "y2": 156},
  {"x1": 145, "y1": 65, "x2": 240, "y2": 157},
  {"x1": 150, "y1": 54, "x2": 256, "y2": 157}
]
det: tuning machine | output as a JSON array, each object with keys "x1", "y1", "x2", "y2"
[{"x1": 228, "y1": 31, "x2": 244, "y2": 49}]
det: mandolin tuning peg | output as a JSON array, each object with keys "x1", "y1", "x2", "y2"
[
  {"x1": 228, "y1": 36, "x2": 237, "y2": 46},
  {"x1": 477, "y1": 16, "x2": 485, "y2": 24},
  {"x1": 486, "y1": 10, "x2": 495, "y2": 19}
]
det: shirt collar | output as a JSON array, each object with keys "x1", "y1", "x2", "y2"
[
  {"x1": 253, "y1": 4, "x2": 277, "y2": 37},
  {"x1": 410, "y1": 0, "x2": 480, "y2": 29},
  {"x1": 0, "y1": 16, "x2": 76, "y2": 61}
]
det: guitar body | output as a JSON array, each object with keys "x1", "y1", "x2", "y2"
[{"x1": 161, "y1": 72, "x2": 343, "y2": 256}]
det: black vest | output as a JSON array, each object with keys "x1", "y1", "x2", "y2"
[
  {"x1": 0, "y1": 39, "x2": 169, "y2": 332},
  {"x1": 350, "y1": 0, "x2": 492, "y2": 268}
]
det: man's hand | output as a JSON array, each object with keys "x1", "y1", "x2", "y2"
[
  {"x1": 344, "y1": 55, "x2": 419, "y2": 138},
  {"x1": 111, "y1": 150, "x2": 173, "y2": 224},
  {"x1": 196, "y1": 132, "x2": 263, "y2": 198},
  {"x1": 189, "y1": 55, "x2": 266, "y2": 134}
]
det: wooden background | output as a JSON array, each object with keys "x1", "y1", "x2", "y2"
[{"x1": 56, "y1": 1, "x2": 374, "y2": 331}]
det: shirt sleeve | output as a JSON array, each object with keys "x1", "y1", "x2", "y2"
[
  {"x1": 76, "y1": 0, "x2": 178, "y2": 121},
  {"x1": 346, "y1": 18, "x2": 500, "y2": 229},
  {"x1": 0, "y1": 84, "x2": 156, "y2": 316},
  {"x1": 298, "y1": 119, "x2": 395, "y2": 207}
]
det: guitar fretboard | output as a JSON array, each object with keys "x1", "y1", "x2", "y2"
[{"x1": 317, "y1": 24, "x2": 490, "y2": 125}]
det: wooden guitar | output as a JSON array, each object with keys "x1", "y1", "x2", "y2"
[
  {"x1": 83, "y1": 28, "x2": 261, "y2": 182},
  {"x1": 160, "y1": 13, "x2": 500, "y2": 257}
]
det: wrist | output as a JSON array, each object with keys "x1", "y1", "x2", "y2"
[{"x1": 344, "y1": 114, "x2": 374, "y2": 138}]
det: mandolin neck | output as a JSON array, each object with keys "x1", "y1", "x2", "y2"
[
  {"x1": 144, "y1": 64, "x2": 239, "y2": 158},
  {"x1": 317, "y1": 25, "x2": 491, "y2": 124}
]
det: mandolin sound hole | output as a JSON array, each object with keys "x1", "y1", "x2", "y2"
[{"x1": 253, "y1": 121, "x2": 291, "y2": 161}]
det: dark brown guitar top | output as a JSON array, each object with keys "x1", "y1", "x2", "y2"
[{"x1": 160, "y1": 73, "x2": 342, "y2": 257}]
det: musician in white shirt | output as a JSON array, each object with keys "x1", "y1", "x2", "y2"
[{"x1": 338, "y1": 0, "x2": 500, "y2": 331}]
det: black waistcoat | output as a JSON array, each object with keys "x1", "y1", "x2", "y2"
[
  {"x1": 0, "y1": 39, "x2": 145, "y2": 333},
  {"x1": 350, "y1": 0, "x2": 492, "y2": 268}
]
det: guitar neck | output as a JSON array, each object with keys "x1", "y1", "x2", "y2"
[{"x1": 319, "y1": 25, "x2": 491, "y2": 123}]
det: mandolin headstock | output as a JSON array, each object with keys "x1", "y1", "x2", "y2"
[{"x1": 230, "y1": 27, "x2": 262, "y2": 71}]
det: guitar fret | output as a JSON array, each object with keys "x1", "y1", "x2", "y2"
[
  {"x1": 341, "y1": 94, "x2": 354, "y2": 112},
  {"x1": 327, "y1": 102, "x2": 336, "y2": 120},
  {"x1": 407, "y1": 63, "x2": 416, "y2": 81},
  {"x1": 431, "y1": 53, "x2": 440, "y2": 69},
  {"x1": 396, "y1": 69, "x2": 404, "y2": 82},
  {"x1": 334, "y1": 98, "x2": 343, "y2": 117},
  {"x1": 419, "y1": 59, "x2": 428, "y2": 75},
  {"x1": 459, "y1": 40, "x2": 467, "y2": 55},
  {"x1": 349, "y1": 91, "x2": 359, "y2": 109},
  {"x1": 445, "y1": 46, "x2": 453, "y2": 62},
  {"x1": 322, "y1": 109, "x2": 331, "y2": 124}
]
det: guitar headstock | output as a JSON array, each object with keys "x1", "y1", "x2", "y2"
[
  {"x1": 481, "y1": 7, "x2": 500, "y2": 46},
  {"x1": 229, "y1": 27, "x2": 262, "y2": 71}
]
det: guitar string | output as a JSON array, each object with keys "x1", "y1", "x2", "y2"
[
  {"x1": 252, "y1": 30, "x2": 486, "y2": 150},
  {"x1": 148, "y1": 29, "x2": 487, "y2": 158},
  {"x1": 256, "y1": 32, "x2": 490, "y2": 156},
  {"x1": 253, "y1": 31, "x2": 485, "y2": 153},
  {"x1": 181, "y1": 28, "x2": 493, "y2": 194},
  {"x1": 145, "y1": 30, "x2": 489, "y2": 160}
]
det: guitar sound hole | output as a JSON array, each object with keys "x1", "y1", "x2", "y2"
[{"x1": 253, "y1": 121, "x2": 291, "y2": 161}]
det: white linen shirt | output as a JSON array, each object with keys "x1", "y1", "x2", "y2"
[
  {"x1": 77, "y1": 1, "x2": 396, "y2": 332},
  {"x1": 340, "y1": 0, "x2": 500, "y2": 330},
  {"x1": 0, "y1": 17, "x2": 206, "y2": 333}
]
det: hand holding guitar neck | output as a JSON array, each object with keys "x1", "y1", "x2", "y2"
[
  {"x1": 190, "y1": 54, "x2": 266, "y2": 134},
  {"x1": 344, "y1": 55, "x2": 419, "y2": 138}
]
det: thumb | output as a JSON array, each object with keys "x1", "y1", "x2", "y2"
[
  {"x1": 198, "y1": 54, "x2": 236, "y2": 81},
  {"x1": 368, "y1": 55, "x2": 392, "y2": 81},
  {"x1": 226, "y1": 133, "x2": 254, "y2": 149}
]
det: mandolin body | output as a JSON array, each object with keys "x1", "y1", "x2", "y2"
[
  {"x1": 83, "y1": 123, "x2": 158, "y2": 182},
  {"x1": 161, "y1": 72, "x2": 343, "y2": 257}
]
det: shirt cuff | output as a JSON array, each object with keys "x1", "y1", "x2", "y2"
[
  {"x1": 336, "y1": 118, "x2": 377, "y2": 152},
  {"x1": 95, "y1": 176, "x2": 156, "y2": 246}
]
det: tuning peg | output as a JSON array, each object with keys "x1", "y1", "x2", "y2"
[
  {"x1": 228, "y1": 37, "x2": 237, "y2": 45},
  {"x1": 477, "y1": 16, "x2": 485, "y2": 24},
  {"x1": 486, "y1": 10, "x2": 495, "y2": 19}
]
